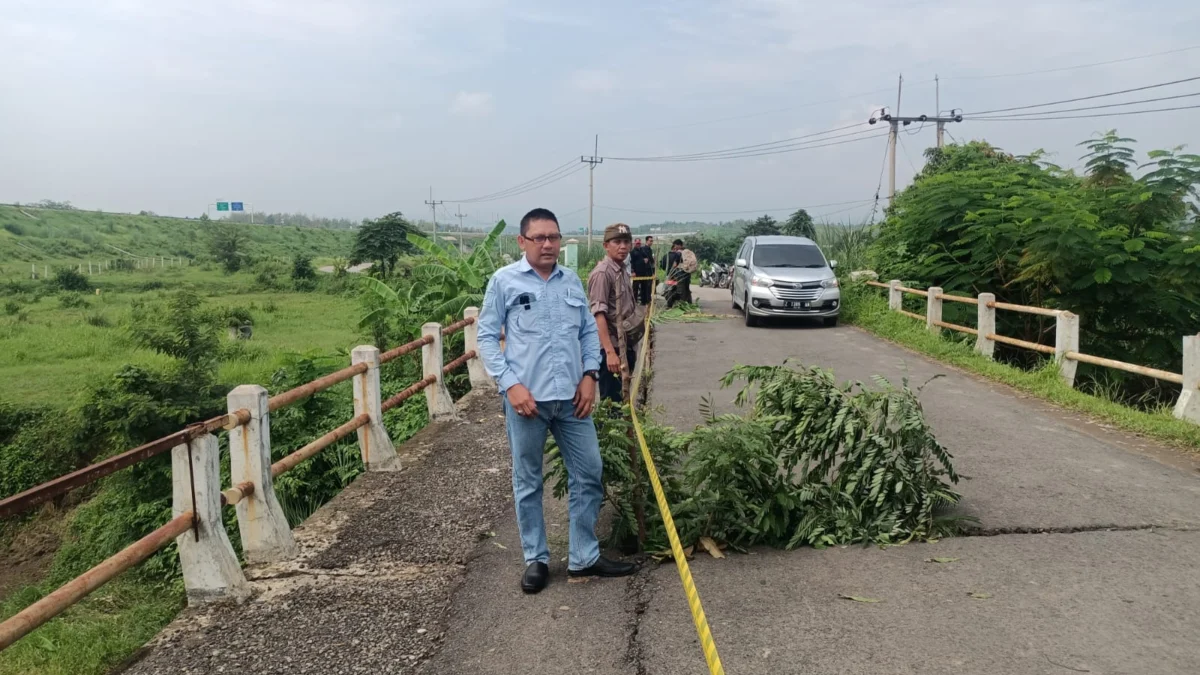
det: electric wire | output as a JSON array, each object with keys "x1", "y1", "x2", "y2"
[
  {"x1": 963, "y1": 75, "x2": 1200, "y2": 116},
  {"x1": 446, "y1": 158, "x2": 579, "y2": 203},
  {"x1": 605, "y1": 122, "x2": 867, "y2": 161},
  {"x1": 594, "y1": 198, "x2": 875, "y2": 216},
  {"x1": 606, "y1": 130, "x2": 888, "y2": 163},
  {"x1": 942, "y1": 45, "x2": 1200, "y2": 81},
  {"x1": 966, "y1": 104, "x2": 1200, "y2": 122},
  {"x1": 965, "y1": 91, "x2": 1200, "y2": 119},
  {"x1": 449, "y1": 163, "x2": 589, "y2": 204}
]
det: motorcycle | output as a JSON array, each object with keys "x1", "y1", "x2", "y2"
[{"x1": 700, "y1": 262, "x2": 728, "y2": 288}]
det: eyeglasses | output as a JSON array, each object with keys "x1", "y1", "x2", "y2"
[{"x1": 524, "y1": 234, "x2": 562, "y2": 244}]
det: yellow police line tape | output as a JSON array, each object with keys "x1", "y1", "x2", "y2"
[{"x1": 626, "y1": 284, "x2": 725, "y2": 675}]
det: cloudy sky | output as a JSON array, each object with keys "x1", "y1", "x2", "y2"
[{"x1": 2, "y1": 0, "x2": 1199, "y2": 231}]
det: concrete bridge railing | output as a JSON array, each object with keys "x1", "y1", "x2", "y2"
[
  {"x1": 0, "y1": 307, "x2": 493, "y2": 651},
  {"x1": 866, "y1": 280, "x2": 1200, "y2": 425}
]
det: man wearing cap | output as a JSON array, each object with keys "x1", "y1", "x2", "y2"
[{"x1": 587, "y1": 223, "x2": 643, "y2": 402}]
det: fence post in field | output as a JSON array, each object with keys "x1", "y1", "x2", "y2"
[
  {"x1": 462, "y1": 307, "x2": 493, "y2": 391},
  {"x1": 351, "y1": 346, "x2": 400, "y2": 471},
  {"x1": 1055, "y1": 311, "x2": 1080, "y2": 387},
  {"x1": 926, "y1": 287, "x2": 943, "y2": 332},
  {"x1": 1173, "y1": 334, "x2": 1200, "y2": 424},
  {"x1": 172, "y1": 433, "x2": 251, "y2": 605},
  {"x1": 422, "y1": 323, "x2": 459, "y2": 421},
  {"x1": 228, "y1": 385, "x2": 297, "y2": 563},
  {"x1": 888, "y1": 280, "x2": 902, "y2": 312},
  {"x1": 976, "y1": 293, "x2": 996, "y2": 359}
]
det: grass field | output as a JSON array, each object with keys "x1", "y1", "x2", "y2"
[{"x1": 0, "y1": 266, "x2": 363, "y2": 408}]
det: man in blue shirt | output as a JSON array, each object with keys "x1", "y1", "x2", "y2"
[{"x1": 477, "y1": 207, "x2": 637, "y2": 594}]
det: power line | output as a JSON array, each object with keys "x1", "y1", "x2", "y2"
[
  {"x1": 606, "y1": 122, "x2": 868, "y2": 161},
  {"x1": 943, "y1": 45, "x2": 1200, "y2": 81},
  {"x1": 446, "y1": 158, "x2": 578, "y2": 203},
  {"x1": 594, "y1": 198, "x2": 875, "y2": 216},
  {"x1": 965, "y1": 103, "x2": 1200, "y2": 122},
  {"x1": 897, "y1": 134, "x2": 920, "y2": 174},
  {"x1": 449, "y1": 163, "x2": 589, "y2": 204},
  {"x1": 606, "y1": 130, "x2": 888, "y2": 163},
  {"x1": 966, "y1": 91, "x2": 1200, "y2": 119},
  {"x1": 963, "y1": 75, "x2": 1200, "y2": 116}
]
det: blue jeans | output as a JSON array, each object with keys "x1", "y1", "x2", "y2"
[{"x1": 503, "y1": 398, "x2": 603, "y2": 571}]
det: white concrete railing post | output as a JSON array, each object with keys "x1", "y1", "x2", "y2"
[
  {"x1": 422, "y1": 323, "x2": 459, "y2": 421},
  {"x1": 1173, "y1": 334, "x2": 1200, "y2": 424},
  {"x1": 975, "y1": 293, "x2": 996, "y2": 359},
  {"x1": 172, "y1": 433, "x2": 250, "y2": 605},
  {"x1": 228, "y1": 385, "x2": 297, "y2": 563},
  {"x1": 351, "y1": 346, "x2": 400, "y2": 471},
  {"x1": 926, "y1": 287, "x2": 943, "y2": 332},
  {"x1": 462, "y1": 307, "x2": 494, "y2": 391},
  {"x1": 1055, "y1": 311, "x2": 1080, "y2": 387},
  {"x1": 888, "y1": 279, "x2": 902, "y2": 312}
]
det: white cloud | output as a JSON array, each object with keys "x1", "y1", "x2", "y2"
[{"x1": 450, "y1": 91, "x2": 493, "y2": 117}]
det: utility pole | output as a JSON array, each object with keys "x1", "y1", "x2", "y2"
[
  {"x1": 869, "y1": 112, "x2": 962, "y2": 205},
  {"x1": 581, "y1": 134, "x2": 602, "y2": 251},
  {"x1": 935, "y1": 74, "x2": 944, "y2": 148},
  {"x1": 454, "y1": 207, "x2": 468, "y2": 254},
  {"x1": 424, "y1": 187, "x2": 443, "y2": 239}
]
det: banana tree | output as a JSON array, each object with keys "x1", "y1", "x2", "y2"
[{"x1": 404, "y1": 219, "x2": 508, "y2": 321}]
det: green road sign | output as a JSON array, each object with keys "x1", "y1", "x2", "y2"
[{"x1": 216, "y1": 202, "x2": 229, "y2": 211}]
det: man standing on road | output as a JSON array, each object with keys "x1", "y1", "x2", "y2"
[
  {"x1": 477, "y1": 208, "x2": 637, "y2": 594},
  {"x1": 667, "y1": 239, "x2": 696, "y2": 307},
  {"x1": 587, "y1": 223, "x2": 644, "y2": 402},
  {"x1": 629, "y1": 236, "x2": 655, "y2": 305}
]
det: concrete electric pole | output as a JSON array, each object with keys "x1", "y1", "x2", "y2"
[
  {"x1": 581, "y1": 135, "x2": 602, "y2": 251},
  {"x1": 454, "y1": 207, "x2": 468, "y2": 253},
  {"x1": 870, "y1": 75, "x2": 961, "y2": 204},
  {"x1": 424, "y1": 187, "x2": 443, "y2": 239}
]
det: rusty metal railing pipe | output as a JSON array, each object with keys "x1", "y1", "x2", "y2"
[
  {"x1": 936, "y1": 292, "x2": 979, "y2": 305},
  {"x1": 987, "y1": 301, "x2": 1062, "y2": 318},
  {"x1": 988, "y1": 333, "x2": 1056, "y2": 355},
  {"x1": 268, "y1": 363, "x2": 369, "y2": 412},
  {"x1": 441, "y1": 316, "x2": 475, "y2": 336},
  {"x1": 898, "y1": 286, "x2": 928, "y2": 297},
  {"x1": 442, "y1": 350, "x2": 477, "y2": 374},
  {"x1": 270, "y1": 414, "x2": 371, "y2": 478},
  {"x1": 381, "y1": 375, "x2": 437, "y2": 412},
  {"x1": 864, "y1": 280, "x2": 889, "y2": 289},
  {"x1": 0, "y1": 411, "x2": 247, "y2": 520},
  {"x1": 1064, "y1": 351, "x2": 1184, "y2": 385},
  {"x1": 380, "y1": 335, "x2": 433, "y2": 364},
  {"x1": 219, "y1": 480, "x2": 257, "y2": 507},
  {"x1": 933, "y1": 319, "x2": 978, "y2": 336},
  {"x1": 898, "y1": 309, "x2": 924, "y2": 321},
  {"x1": 0, "y1": 511, "x2": 194, "y2": 651}
]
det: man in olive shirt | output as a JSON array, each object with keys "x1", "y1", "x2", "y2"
[{"x1": 587, "y1": 223, "x2": 641, "y2": 402}]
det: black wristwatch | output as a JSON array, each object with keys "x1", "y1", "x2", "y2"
[{"x1": 584, "y1": 370, "x2": 600, "y2": 381}]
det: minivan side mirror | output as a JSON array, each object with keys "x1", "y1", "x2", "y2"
[
  {"x1": 734, "y1": 258, "x2": 748, "y2": 268},
  {"x1": 829, "y1": 260, "x2": 838, "y2": 269}
]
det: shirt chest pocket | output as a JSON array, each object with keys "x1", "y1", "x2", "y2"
[
  {"x1": 563, "y1": 293, "x2": 586, "y2": 330},
  {"x1": 509, "y1": 292, "x2": 542, "y2": 335}
]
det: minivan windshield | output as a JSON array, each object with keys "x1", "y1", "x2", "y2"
[{"x1": 752, "y1": 244, "x2": 826, "y2": 268}]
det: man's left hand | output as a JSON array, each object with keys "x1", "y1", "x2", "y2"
[{"x1": 573, "y1": 376, "x2": 597, "y2": 419}]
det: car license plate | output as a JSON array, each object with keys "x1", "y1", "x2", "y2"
[{"x1": 785, "y1": 301, "x2": 810, "y2": 309}]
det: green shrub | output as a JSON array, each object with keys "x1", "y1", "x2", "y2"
[
  {"x1": 0, "y1": 403, "x2": 84, "y2": 500},
  {"x1": 84, "y1": 312, "x2": 111, "y2": 328},
  {"x1": 52, "y1": 268, "x2": 91, "y2": 293},
  {"x1": 58, "y1": 292, "x2": 90, "y2": 309},
  {"x1": 4, "y1": 300, "x2": 19, "y2": 316}
]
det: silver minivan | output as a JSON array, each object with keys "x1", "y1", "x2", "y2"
[{"x1": 730, "y1": 235, "x2": 840, "y2": 327}]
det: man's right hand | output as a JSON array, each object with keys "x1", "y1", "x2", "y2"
[
  {"x1": 506, "y1": 384, "x2": 538, "y2": 418},
  {"x1": 605, "y1": 349, "x2": 621, "y2": 373}
]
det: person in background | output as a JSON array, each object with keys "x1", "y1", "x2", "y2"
[
  {"x1": 629, "y1": 235, "x2": 655, "y2": 305},
  {"x1": 477, "y1": 208, "x2": 636, "y2": 595},
  {"x1": 587, "y1": 223, "x2": 643, "y2": 402},
  {"x1": 670, "y1": 239, "x2": 696, "y2": 306}
]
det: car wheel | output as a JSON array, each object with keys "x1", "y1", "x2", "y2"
[
  {"x1": 744, "y1": 296, "x2": 759, "y2": 327},
  {"x1": 823, "y1": 316, "x2": 839, "y2": 327},
  {"x1": 732, "y1": 290, "x2": 739, "y2": 310}
]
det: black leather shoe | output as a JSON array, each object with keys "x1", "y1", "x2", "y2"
[
  {"x1": 521, "y1": 562, "x2": 549, "y2": 594},
  {"x1": 567, "y1": 556, "x2": 637, "y2": 578}
]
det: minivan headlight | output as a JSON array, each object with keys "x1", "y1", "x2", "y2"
[
  {"x1": 820, "y1": 277, "x2": 839, "y2": 289},
  {"x1": 750, "y1": 276, "x2": 773, "y2": 287}
]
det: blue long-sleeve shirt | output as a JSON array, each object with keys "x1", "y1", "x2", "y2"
[{"x1": 477, "y1": 256, "x2": 601, "y2": 401}]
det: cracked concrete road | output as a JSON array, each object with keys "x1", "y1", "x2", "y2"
[{"x1": 633, "y1": 287, "x2": 1200, "y2": 674}]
